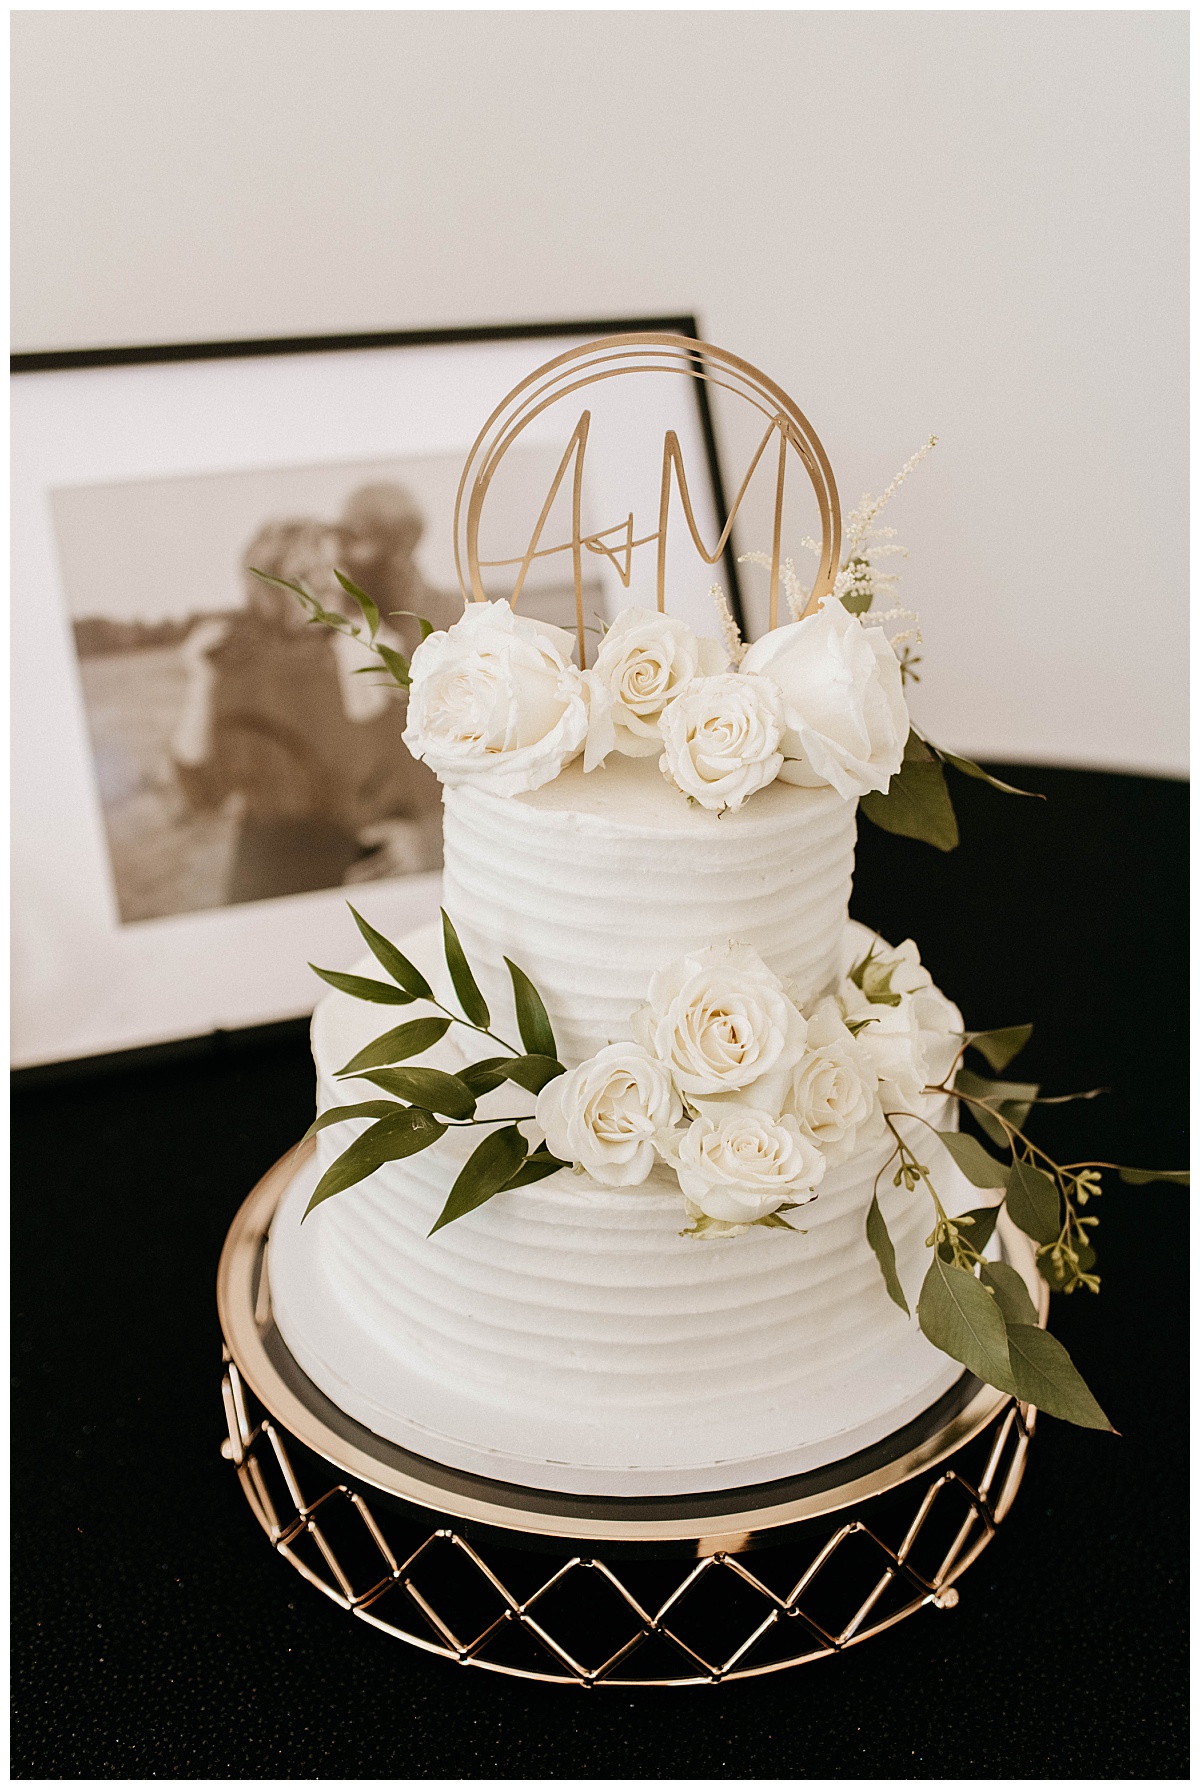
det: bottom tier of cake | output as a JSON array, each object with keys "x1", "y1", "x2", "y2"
[{"x1": 268, "y1": 923, "x2": 987, "y2": 1497}]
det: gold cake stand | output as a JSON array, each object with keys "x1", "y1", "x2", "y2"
[{"x1": 217, "y1": 1141, "x2": 1046, "y2": 1687}]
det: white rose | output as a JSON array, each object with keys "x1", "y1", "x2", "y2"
[
  {"x1": 837, "y1": 934, "x2": 963, "y2": 1108},
  {"x1": 666, "y1": 1109, "x2": 825, "y2": 1223},
  {"x1": 659, "y1": 671, "x2": 785, "y2": 812},
  {"x1": 781, "y1": 997, "x2": 880, "y2": 1167},
  {"x1": 633, "y1": 943, "x2": 807, "y2": 1105},
  {"x1": 402, "y1": 600, "x2": 590, "y2": 797},
  {"x1": 535, "y1": 1044, "x2": 681, "y2": 1187},
  {"x1": 591, "y1": 608, "x2": 727, "y2": 757},
  {"x1": 739, "y1": 596, "x2": 908, "y2": 800}
]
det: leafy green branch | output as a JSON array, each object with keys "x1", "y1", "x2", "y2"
[
  {"x1": 864, "y1": 1023, "x2": 1188, "y2": 1429},
  {"x1": 248, "y1": 565, "x2": 430, "y2": 691},
  {"x1": 302, "y1": 906, "x2": 568, "y2": 1231},
  {"x1": 860, "y1": 728, "x2": 1044, "y2": 854}
]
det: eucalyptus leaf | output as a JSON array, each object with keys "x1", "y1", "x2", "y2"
[
  {"x1": 335, "y1": 1016, "x2": 450, "y2": 1078},
  {"x1": 429, "y1": 1124, "x2": 528, "y2": 1235},
  {"x1": 334, "y1": 569, "x2": 380, "y2": 640},
  {"x1": 458, "y1": 1056, "x2": 513, "y2": 1096},
  {"x1": 938, "y1": 751, "x2": 1043, "y2": 800},
  {"x1": 354, "y1": 1066, "x2": 477, "y2": 1119},
  {"x1": 866, "y1": 1192, "x2": 910, "y2": 1315},
  {"x1": 301, "y1": 1100, "x2": 405, "y2": 1141},
  {"x1": 375, "y1": 643, "x2": 412, "y2": 688},
  {"x1": 979, "y1": 1260, "x2": 1039, "y2": 1328},
  {"x1": 755, "y1": 1211, "x2": 801, "y2": 1230},
  {"x1": 860, "y1": 734, "x2": 959, "y2": 852},
  {"x1": 304, "y1": 1107, "x2": 447, "y2": 1216},
  {"x1": 309, "y1": 964, "x2": 416, "y2": 1005},
  {"x1": 917, "y1": 1255, "x2": 1015, "y2": 1394},
  {"x1": 1004, "y1": 1324, "x2": 1114, "y2": 1430},
  {"x1": 955, "y1": 1204, "x2": 1000, "y2": 1251},
  {"x1": 1117, "y1": 1166, "x2": 1191, "y2": 1187},
  {"x1": 441, "y1": 909, "x2": 490, "y2": 1028},
  {"x1": 348, "y1": 904, "x2": 432, "y2": 999},
  {"x1": 954, "y1": 1067, "x2": 1038, "y2": 1147},
  {"x1": 937, "y1": 1129, "x2": 1009, "y2": 1190},
  {"x1": 966, "y1": 1024, "x2": 1034, "y2": 1073},
  {"x1": 502, "y1": 1150, "x2": 570, "y2": 1191},
  {"x1": 505, "y1": 957, "x2": 557, "y2": 1058},
  {"x1": 502, "y1": 1054, "x2": 565, "y2": 1095},
  {"x1": 1006, "y1": 1159, "x2": 1061, "y2": 1245}
]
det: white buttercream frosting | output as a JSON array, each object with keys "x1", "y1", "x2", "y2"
[
  {"x1": 440, "y1": 753, "x2": 857, "y2": 1067},
  {"x1": 268, "y1": 895, "x2": 979, "y2": 1494}
]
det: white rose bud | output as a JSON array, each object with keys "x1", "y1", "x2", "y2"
[
  {"x1": 633, "y1": 943, "x2": 807, "y2": 1106},
  {"x1": 666, "y1": 1108, "x2": 825, "y2": 1223},
  {"x1": 780, "y1": 997, "x2": 880, "y2": 1168},
  {"x1": 740, "y1": 596, "x2": 908, "y2": 800},
  {"x1": 402, "y1": 600, "x2": 591, "y2": 798},
  {"x1": 535, "y1": 1044, "x2": 681, "y2": 1187},
  {"x1": 591, "y1": 608, "x2": 727, "y2": 758},
  {"x1": 659, "y1": 671, "x2": 785, "y2": 813}
]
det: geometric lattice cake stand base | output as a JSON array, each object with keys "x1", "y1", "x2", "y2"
[{"x1": 218, "y1": 1144, "x2": 1044, "y2": 1687}]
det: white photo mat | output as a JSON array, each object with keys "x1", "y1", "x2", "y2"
[{"x1": 13, "y1": 323, "x2": 736, "y2": 1066}]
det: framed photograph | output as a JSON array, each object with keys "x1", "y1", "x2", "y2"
[{"x1": 12, "y1": 318, "x2": 741, "y2": 1066}]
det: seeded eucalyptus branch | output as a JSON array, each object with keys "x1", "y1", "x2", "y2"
[
  {"x1": 303, "y1": 907, "x2": 568, "y2": 1232},
  {"x1": 865, "y1": 1023, "x2": 1189, "y2": 1429}
]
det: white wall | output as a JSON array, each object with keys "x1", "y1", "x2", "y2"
[{"x1": 12, "y1": 9, "x2": 1188, "y2": 775}]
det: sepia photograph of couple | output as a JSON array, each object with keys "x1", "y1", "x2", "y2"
[{"x1": 57, "y1": 451, "x2": 603, "y2": 924}]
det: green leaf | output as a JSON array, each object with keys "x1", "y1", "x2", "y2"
[
  {"x1": 754, "y1": 1210, "x2": 802, "y2": 1230},
  {"x1": 1006, "y1": 1159, "x2": 1061, "y2": 1245},
  {"x1": 335, "y1": 1016, "x2": 450, "y2": 1078},
  {"x1": 979, "y1": 1260, "x2": 1038, "y2": 1328},
  {"x1": 502, "y1": 1054, "x2": 565, "y2": 1095},
  {"x1": 917, "y1": 1255, "x2": 1015, "y2": 1393},
  {"x1": 938, "y1": 750, "x2": 1043, "y2": 800},
  {"x1": 309, "y1": 964, "x2": 416, "y2": 1005},
  {"x1": 954, "y1": 1067, "x2": 1038, "y2": 1148},
  {"x1": 1004, "y1": 1324, "x2": 1114, "y2": 1430},
  {"x1": 304, "y1": 1107, "x2": 447, "y2": 1216},
  {"x1": 249, "y1": 568, "x2": 354, "y2": 634},
  {"x1": 505, "y1": 957, "x2": 557, "y2": 1058},
  {"x1": 441, "y1": 909, "x2": 490, "y2": 1028},
  {"x1": 1117, "y1": 1166, "x2": 1191, "y2": 1187},
  {"x1": 334, "y1": 569, "x2": 380, "y2": 640},
  {"x1": 458, "y1": 1056, "x2": 512, "y2": 1096},
  {"x1": 859, "y1": 733, "x2": 959, "y2": 852},
  {"x1": 391, "y1": 608, "x2": 436, "y2": 641},
  {"x1": 502, "y1": 1150, "x2": 571, "y2": 1191},
  {"x1": 955, "y1": 1204, "x2": 1000, "y2": 1251},
  {"x1": 966, "y1": 1024, "x2": 1034, "y2": 1073},
  {"x1": 301, "y1": 1100, "x2": 405, "y2": 1141},
  {"x1": 429, "y1": 1125, "x2": 528, "y2": 1235},
  {"x1": 937, "y1": 1129, "x2": 1009, "y2": 1190},
  {"x1": 353, "y1": 1066, "x2": 477, "y2": 1119},
  {"x1": 866, "y1": 1192, "x2": 910, "y2": 1315},
  {"x1": 375, "y1": 642, "x2": 412, "y2": 688},
  {"x1": 347, "y1": 904, "x2": 432, "y2": 999}
]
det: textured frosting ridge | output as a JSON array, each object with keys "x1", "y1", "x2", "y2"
[
  {"x1": 268, "y1": 909, "x2": 974, "y2": 1494},
  {"x1": 440, "y1": 754, "x2": 857, "y2": 1066}
]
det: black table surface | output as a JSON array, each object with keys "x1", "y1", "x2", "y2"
[{"x1": 13, "y1": 766, "x2": 1188, "y2": 1780}]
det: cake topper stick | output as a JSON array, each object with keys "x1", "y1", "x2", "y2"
[{"x1": 454, "y1": 333, "x2": 842, "y2": 666}]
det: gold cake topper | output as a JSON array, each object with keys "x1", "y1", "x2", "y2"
[{"x1": 453, "y1": 333, "x2": 842, "y2": 667}]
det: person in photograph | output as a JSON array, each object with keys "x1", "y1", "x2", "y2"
[
  {"x1": 170, "y1": 514, "x2": 443, "y2": 906},
  {"x1": 338, "y1": 481, "x2": 464, "y2": 650}
]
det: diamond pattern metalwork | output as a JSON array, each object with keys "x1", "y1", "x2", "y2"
[{"x1": 221, "y1": 1353, "x2": 1035, "y2": 1686}]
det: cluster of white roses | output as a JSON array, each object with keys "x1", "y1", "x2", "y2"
[
  {"x1": 402, "y1": 594, "x2": 909, "y2": 810},
  {"x1": 533, "y1": 932, "x2": 962, "y2": 1235}
]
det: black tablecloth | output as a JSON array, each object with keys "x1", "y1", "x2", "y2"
[{"x1": 13, "y1": 766, "x2": 1188, "y2": 1779}]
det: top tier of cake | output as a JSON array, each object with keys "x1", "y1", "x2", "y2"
[{"x1": 440, "y1": 753, "x2": 858, "y2": 1067}]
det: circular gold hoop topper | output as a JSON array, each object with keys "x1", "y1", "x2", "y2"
[{"x1": 453, "y1": 333, "x2": 842, "y2": 667}]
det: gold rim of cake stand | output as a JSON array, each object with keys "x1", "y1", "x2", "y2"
[{"x1": 217, "y1": 1140, "x2": 1046, "y2": 1551}]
